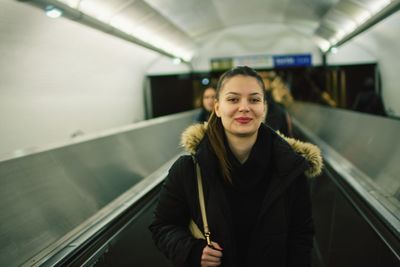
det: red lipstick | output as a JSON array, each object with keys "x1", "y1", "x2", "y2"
[{"x1": 235, "y1": 117, "x2": 252, "y2": 124}]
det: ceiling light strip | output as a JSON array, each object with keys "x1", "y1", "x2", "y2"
[
  {"x1": 24, "y1": 0, "x2": 191, "y2": 63},
  {"x1": 329, "y1": 0, "x2": 400, "y2": 51}
]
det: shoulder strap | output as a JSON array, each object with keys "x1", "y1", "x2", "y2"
[{"x1": 195, "y1": 162, "x2": 212, "y2": 246}]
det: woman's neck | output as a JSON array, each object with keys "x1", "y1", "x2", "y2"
[{"x1": 226, "y1": 132, "x2": 258, "y2": 164}]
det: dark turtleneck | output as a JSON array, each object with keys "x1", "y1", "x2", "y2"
[{"x1": 223, "y1": 124, "x2": 273, "y2": 266}]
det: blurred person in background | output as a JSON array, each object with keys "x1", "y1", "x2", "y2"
[
  {"x1": 195, "y1": 86, "x2": 217, "y2": 122},
  {"x1": 259, "y1": 71, "x2": 293, "y2": 137}
]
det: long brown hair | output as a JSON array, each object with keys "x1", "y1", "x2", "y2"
[{"x1": 206, "y1": 66, "x2": 266, "y2": 183}]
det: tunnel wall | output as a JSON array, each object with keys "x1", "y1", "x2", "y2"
[{"x1": 0, "y1": 1, "x2": 160, "y2": 156}]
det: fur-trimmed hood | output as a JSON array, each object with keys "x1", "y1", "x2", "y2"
[{"x1": 180, "y1": 123, "x2": 323, "y2": 178}]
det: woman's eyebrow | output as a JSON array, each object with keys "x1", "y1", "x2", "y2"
[
  {"x1": 224, "y1": 92, "x2": 240, "y2": 96},
  {"x1": 224, "y1": 92, "x2": 262, "y2": 96}
]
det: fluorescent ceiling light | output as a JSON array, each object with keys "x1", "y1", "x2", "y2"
[
  {"x1": 100, "y1": 4, "x2": 193, "y2": 61},
  {"x1": 343, "y1": 21, "x2": 356, "y2": 33},
  {"x1": 334, "y1": 29, "x2": 346, "y2": 40},
  {"x1": 314, "y1": 36, "x2": 331, "y2": 52},
  {"x1": 354, "y1": 10, "x2": 371, "y2": 24},
  {"x1": 45, "y1": 6, "x2": 63, "y2": 18},
  {"x1": 41, "y1": 0, "x2": 195, "y2": 61},
  {"x1": 329, "y1": 36, "x2": 339, "y2": 46},
  {"x1": 172, "y1": 58, "x2": 182, "y2": 64},
  {"x1": 320, "y1": 0, "x2": 396, "y2": 53},
  {"x1": 79, "y1": 1, "x2": 112, "y2": 23},
  {"x1": 367, "y1": 0, "x2": 391, "y2": 14}
]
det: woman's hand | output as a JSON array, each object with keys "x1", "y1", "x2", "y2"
[{"x1": 201, "y1": 241, "x2": 223, "y2": 267}]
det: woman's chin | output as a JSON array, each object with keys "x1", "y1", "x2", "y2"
[{"x1": 230, "y1": 127, "x2": 258, "y2": 138}]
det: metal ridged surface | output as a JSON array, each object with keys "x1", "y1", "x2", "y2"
[
  {"x1": 289, "y1": 102, "x2": 400, "y2": 231},
  {"x1": 0, "y1": 111, "x2": 195, "y2": 266}
]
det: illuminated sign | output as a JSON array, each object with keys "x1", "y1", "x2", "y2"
[{"x1": 273, "y1": 54, "x2": 312, "y2": 67}]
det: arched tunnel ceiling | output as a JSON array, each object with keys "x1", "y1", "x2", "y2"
[
  {"x1": 30, "y1": 0, "x2": 400, "y2": 60},
  {"x1": 144, "y1": 0, "x2": 339, "y2": 39}
]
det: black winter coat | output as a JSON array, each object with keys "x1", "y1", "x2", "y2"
[{"x1": 149, "y1": 124, "x2": 322, "y2": 267}]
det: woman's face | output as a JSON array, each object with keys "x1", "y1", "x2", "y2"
[
  {"x1": 215, "y1": 75, "x2": 266, "y2": 138},
  {"x1": 203, "y1": 87, "x2": 216, "y2": 112}
]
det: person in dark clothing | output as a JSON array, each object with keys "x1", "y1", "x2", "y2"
[
  {"x1": 352, "y1": 76, "x2": 386, "y2": 116},
  {"x1": 352, "y1": 91, "x2": 386, "y2": 116},
  {"x1": 265, "y1": 90, "x2": 293, "y2": 136},
  {"x1": 259, "y1": 71, "x2": 293, "y2": 136},
  {"x1": 195, "y1": 86, "x2": 217, "y2": 122},
  {"x1": 150, "y1": 66, "x2": 323, "y2": 267}
]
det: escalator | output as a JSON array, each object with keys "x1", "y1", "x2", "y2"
[
  {"x1": 60, "y1": 103, "x2": 400, "y2": 267},
  {"x1": 2, "y1": 105, "x2": 400, "y2": 266}
]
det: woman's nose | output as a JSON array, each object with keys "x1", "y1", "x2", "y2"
[{"x1": 238, "y1": 100, "x2": 250, "y2": 112}]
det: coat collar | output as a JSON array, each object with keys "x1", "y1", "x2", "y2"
[{"x1": 180, "y1": 123, "x2": 323, "y2": 178}]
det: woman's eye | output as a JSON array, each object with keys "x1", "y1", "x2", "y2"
[
  {"x1": 227, "y1": 98, "x2": 238, "y2": 103},
  {"x1": 250, "y1": 98, "x2": 261, "y2": 103}
]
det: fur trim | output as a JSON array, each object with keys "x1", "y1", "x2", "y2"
[
  {"x1": 180, "y1": 122, "x2": 207, "y2": 155},
  {"x1": 276, "y1": 132, "x2": 323, "y2": 178},
  {"x1": 181, "y1": 123, "x2": 323, "y2": 178}
]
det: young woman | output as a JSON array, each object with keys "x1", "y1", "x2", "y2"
[
  {"x1": 150, "y1": 66, "x2": 322, "y2": 267},
  {"x1": 195, "y1": 86, "x2": 217, "y2": 122}
]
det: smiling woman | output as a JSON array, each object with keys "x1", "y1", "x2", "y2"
[
  {"x1": 149, "y1": 66, "x2": 323, "y2": 267},
  {"x1": 214, "y1": 72, "x2": 266, "y2": 155}
]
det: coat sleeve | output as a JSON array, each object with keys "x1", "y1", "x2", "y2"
[
  {"x1": 287, "y1": 174, "x2": 315, "y2": 267},
  {"x1": 149, "y1": 156, "x2": 206, "y2": 266}
]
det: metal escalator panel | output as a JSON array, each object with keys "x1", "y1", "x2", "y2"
[
  {"x1": 0, "y1": 111, "x2": 195, "y2": 267},
  {"x1": 290, "y1": 102, "x2": 400, "y2": 233},
  {"x1": 40, "y1": 157, "x2": 178, "y2": 267},
  {"x1": 289, "y1": 102, "x2": 400, "y2": 266}
]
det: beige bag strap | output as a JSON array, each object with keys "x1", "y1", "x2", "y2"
[{"x1": 195, "y1": 162, "x2": 212, "y2": 246}]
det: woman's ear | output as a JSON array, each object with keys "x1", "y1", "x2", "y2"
[{"x1": 214, "y1": 102, "x2": 221, "y2": 117}]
